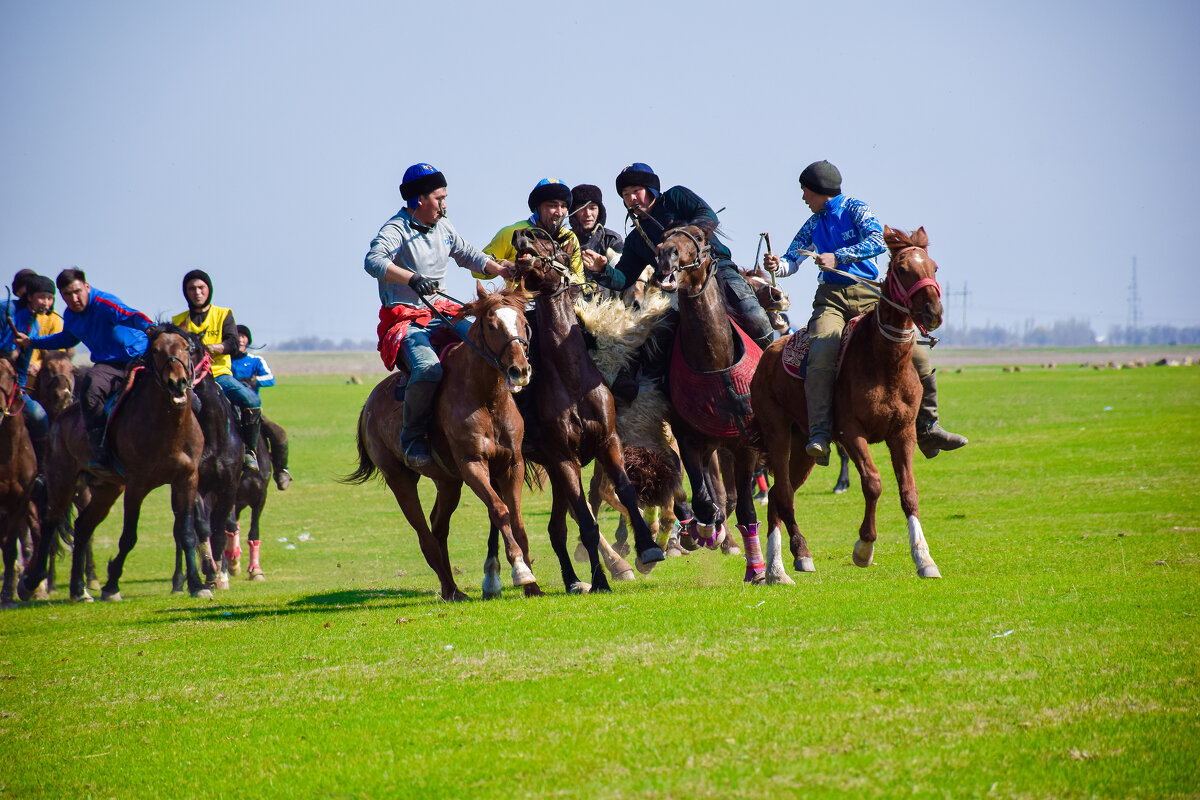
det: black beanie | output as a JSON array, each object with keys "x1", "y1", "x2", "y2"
[
  {"x1": 25, "y1": 274, "x2": 55, "y2": 297},
  {"x1": 12, "y1": 269, "x2": 37, "y2": 294},
  {"x1": 399, "y1": 164, "x2": 447, "y2": 202},
  {"x1": 615, "y1": 162, "x2": 661, "y2": 196},
  {"x1": 527, "y1": 179, "x2": 572, "y2": 213},
  {"x1": 798, "y1": 160, "x2": 842, "y2": 196},
  {"x1": 236, "y1": 324, "x2": 252, "y2": 346},
  {"x1": 183, "y1": 269, "x2": 214, "y2": 306},
  {"x1": 569, "y1": 184, "x2": 607, "y2": 227}
]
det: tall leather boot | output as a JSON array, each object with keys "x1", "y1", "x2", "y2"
[
  {"x1": 262, "y1": 417, "x2": 291, "y2": 490},
  {"x1": 400, "y1": 380, "x2": 438, "y2": 469},
  {"x1": 916, "y1": 370, "x2": 968, "y2": 458},
  {"x1": 804, "y1": 367, "x2": 836, "y2": 466},
  {"x1": 239, "y1": 407, "x2": 262, "y2": 472}
]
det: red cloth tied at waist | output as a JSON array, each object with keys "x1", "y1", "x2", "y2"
[
  {"x1": 669, "y1": 318, "x2": 762, "y2": 439},
  {"x1": 377, "y1": 300, "x2": 462, "y2": 370}
]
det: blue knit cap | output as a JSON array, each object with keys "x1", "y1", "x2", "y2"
[
  {"x1": 615, "y1": 162, "x2": 661, "y2": 198},
  {"x1": 400, "y1": 163, "x2": 447, "y2": 209},
  {"x1": 527, "y1": 178, "x2": 572, "y2": 215}
]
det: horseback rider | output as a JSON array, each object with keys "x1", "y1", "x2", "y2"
[
  {"x1": 568, "y1": 183, "x2": 624, "y2": 281},
  {"x1": 764, "y1": 160, "x2": 968, "y2": 463},
  {"x1": 12, "y1": 269, "x2": 69, "y2": 376},
  {"x1": 172, "y1": 269, "x2": 262, "y2": 472},
  {"x1": 585, "y1": 162, "x2": 775, "y2": 350},
  {"x1": 0, "y1": 273, "x2": 57, "y2": 472},
  {"x1": 14, "y1": 268, "x2": 151, "y2": 472},
  {"x1": 364, "y1": 162, "x2": 513, "y2": 469},
  {"x1": 232, "y1": 324, "x2": 292, "y2": 490},
  {"x1": 481, "y1": 179, "x2": 585, "y2": 285}
]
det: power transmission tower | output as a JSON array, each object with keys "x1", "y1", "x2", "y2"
[
  {"x1": 1127, "y1": 257, "x2": 1140, "y2": 335},
  {"x1": 946, "y1": 283, "x2": 969, "y2": 335}
]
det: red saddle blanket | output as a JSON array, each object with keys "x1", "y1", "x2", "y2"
[
  {"x1": 377, "y1": 300, "x2": 464, "y2": 371},
  {"x1": 669, "y1": 318, "x2": 762, "y2": 438},
  {"x1": 780, "y1": 312, "x2": 866, "y2": 381}
]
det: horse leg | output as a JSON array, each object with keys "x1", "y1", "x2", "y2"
[
  {"x1": 889, "y1": 438, "x2": 941, "y2": 578},
  {"x1": 423, "y1": 477, "x2": 471, "y2": 602},
  {"x1": 191, "y1": 496, "x2": 220, "y2": 590},
  {"x1": 168, "y1": 475, "x2": 209, "y2": 599},
  {"x1": 1, "y1": 532, "x2": 18, "y2": 609},
  {"x1": 833, "y1": 444, "x2": 851, "y2": 494},
  {"x1": 492, "y1": 467, "x2": 543, "y2": 598},
  {"x1": 730, "y1": 448, "x2": 769, "y2": 584},
  {"x1": 172, "y1": 540, "x2": 186, "y2": 594},
  {"x1": 677, "y1": 436, "x2": 722, "y2": 547},
  {"x1": 72, "y1": 482, "x2": 121, "y2": 602},
  {"x1": 483, "y1": 524, "x2": 503, "y2": 600},
  {"x1": 385, "y1": 467, "x2": 463, "y2": 602},
  {"x1": 842, "y1": 434, "x2": 881, "y2": 568},
  {"x1": 459, "y1": 463, "x2": 536, "y2": 592},
  {"x1": 18, "y1": 456, "x2": 80, "y2": 602}
]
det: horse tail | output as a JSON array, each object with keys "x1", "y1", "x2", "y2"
[
  {"x1": 341, "y1": 405, "x2": 378, "y2": 485},
  {"x1": 623, "y1": 446, "x2": 680, "y2": 508},
  {"x1": 523, "y1": 461, "x2": 547, "y2": 491}
]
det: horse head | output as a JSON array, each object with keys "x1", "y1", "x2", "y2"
[
  {"x1": 457, "y1": 282, "x2": 534, "y2": 393},
  {"x1": 145, "y1": 325, "x2": 194, "y2": 406},
  {"x1": 744, "y1": 266, "x2": 790, "y2": 313},
  {"x1": 0, "y1": 356, "x2": 24, "y2": 420},
  {"x1": 655, "y1": 222, "x2": 716, "y2": 295},
  {"x1": 883, "y1": 226, "x2": 943, "y2": 334},
  {"x1": 33, "y1": 351, "x2": 76, "y2": 420},
  {"x1": 511, "y1": 227, "x2": 572, "y2": 295}
]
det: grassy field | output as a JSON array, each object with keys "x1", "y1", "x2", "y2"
[{"x1": 1, "y1": 363, "x2": 1197, "y2": 799}]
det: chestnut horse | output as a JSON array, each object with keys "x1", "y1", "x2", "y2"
[
  {"x1": 655, "y1": 223, "x2": 784, "y2": 583},
  {"x1": 0, "y1": 358, "x2": 38, "y2": 608},
  {"x1": 495, "y1": 227, "x2": 665, "y2": 596},
  {"x1": 346, "y1": 284, "x2": 538, "y2": 602},
  {"x1": 18, "y1": 325, "x2": 210, "y2": 602},
  {"x1": 750, "y1": 226, "x2": 944, "y2": 579}
]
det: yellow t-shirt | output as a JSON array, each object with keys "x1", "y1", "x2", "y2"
[
  {"x1": 171, "y1": 306, "x2": 233, "y2": 377},
  {"x1": 480, "y1": 220, "x2": 584, "y2": 285},
  {"x1": 30, "y1": 311, "x2": 65, "y2": 368}
]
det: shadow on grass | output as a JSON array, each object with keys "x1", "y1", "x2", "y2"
[{"x1": 147, "y1": 586, "x2": 440, "y2": 623}]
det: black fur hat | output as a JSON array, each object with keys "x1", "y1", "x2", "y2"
[
  {"x1": 569, "y1": 183, "x2": 606, "y2": 227},
  {"x1": 798, "y1": 160, "x2": 842, "y2": 196}
]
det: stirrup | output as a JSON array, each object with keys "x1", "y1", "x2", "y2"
[
  {"x1": 243, "y1": 450, "x2": 260, "y2": 472},
  {"x1": 403, "y1": 439, "x2": 432, "y2": 469}
]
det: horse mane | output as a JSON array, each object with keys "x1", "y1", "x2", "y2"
[
  {"x1": 883, "y1": 225, "x2": 929, "y2": 252},
  {"x1": 145, "y1": 322, "x2": 191, "y2": 345},
  {"x1": 454, "y1": 284, "x2": 529, "y2": 323}
]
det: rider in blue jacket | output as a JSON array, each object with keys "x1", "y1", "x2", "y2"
[{"x1": 16, "y1": 268, "x2": 151, "y2": 469}]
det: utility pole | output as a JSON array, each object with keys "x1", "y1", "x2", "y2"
[
  {"x1": 1127, "y1": 256, "x2": 1140, "y2": 336},
  {"x1": 946, "y1": 283, "x2": 969, "y2": 335}
]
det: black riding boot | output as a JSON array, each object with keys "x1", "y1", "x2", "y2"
[
  {"x1": 400, "y1": 380, "x2": 438, "y2": 469},
  {"x1": 239, "y1": 407, "x2": 262, "y2": 472},
  {"x1": 916, "y1": 371, "x2": 968, "y2": 458},
  {"x1": 84, "y1": 420, "x2": 115, "y2": 474}
]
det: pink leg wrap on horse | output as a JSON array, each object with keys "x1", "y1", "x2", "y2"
[
  {"x1": 697, "y1": 522, "x2": 724, "y2": 550},
  {"x1": 739, "y1": 522, "x2": 765, "y2": 581},
  {"x1": 225, "y1": 531, "x2": 241, "y2": 561},
  {"x1": 248, "y1": 540, "x2": 261, "y2": 569},
  {"x1": 756, "y1": 474, "x2": 769, "y2": 492}
]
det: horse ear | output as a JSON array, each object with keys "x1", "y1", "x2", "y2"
[
  {"x1": 912, "y1": 226, "x2": 928, "y2": 248},
  {"x1": 475, "y1": 280, "x2": 488, "y2": 301}
]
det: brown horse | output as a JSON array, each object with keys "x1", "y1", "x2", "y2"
[
  {"x1": 346, "y1": 284, "x2": 538, "y2": 602},
  {"x1": 18, "y1": 325, "x2": 210, "y2": 602},
  {"x1": 750, "y1": 226, "x2": 944, "y2": 579},
  {"x1": 499, "y1": 227, "x2": 665, "y2": 595},
  {"x1": 655, "y1": 223, "x2": 776, "y2": 582},
  {"x1": 0, "y1": 358, "x2": 38, "y2": 608}
]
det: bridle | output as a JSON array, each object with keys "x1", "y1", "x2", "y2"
[
  {"x1": 657, "y1": 226, "x2": 715, "y2": 297},
  {"x1": 145, "y1": 334, "x2": 195, "y2": 395},
  {"x1": 880, "y1": 245, "x2": 942, "y2": 339},
  {"x1": 516, "y1": 226, "x2": 574, "y2": 297},
  {"x1": 475, "y1": 307, "x2": 532, "y2": 371},
  {"x1": 0, "y1": 375, "x2": 25, "y2": 418}
]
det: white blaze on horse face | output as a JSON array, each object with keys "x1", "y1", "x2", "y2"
[{"x1": 494, "y1": 306, "x2": 522, "y2": 342}]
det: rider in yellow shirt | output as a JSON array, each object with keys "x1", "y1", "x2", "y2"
[{"x1": 481, "y1": 179, "x2": 584, "y2": 284}]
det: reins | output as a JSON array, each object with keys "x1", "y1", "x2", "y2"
[
  {"x1": 415, "y1": 291, "x2": 529, "y2": 374},
  {"x1": 0, "y1": 376, "x2": 26, "y2": 418},
  {"x1": 659, "y1": 226, "x2": 717, "y2": 298}
]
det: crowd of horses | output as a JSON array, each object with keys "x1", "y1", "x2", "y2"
[
  {"x1": 0, "y1": 222, "x2": 945, "y2": 608},
  {"x1": 2, "y1": 331, "x2": 275, "y2": 605},
  {"x1": 347, "y1": 222, "x2": 946, "y2": 602}
]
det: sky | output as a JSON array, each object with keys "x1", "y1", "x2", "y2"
[{"x1": 2, "y1": 0, "x2": 1197, "y2": 346}]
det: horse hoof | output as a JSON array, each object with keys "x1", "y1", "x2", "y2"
[
  {"x1": 87, "y1": 578, "x2": 102, "y2": 593},
  {"x1": 613, "y1": 541, "x2": 631, "y2": 558},
  {"x1": 634, "y1": 556, "x2": 657, "y2": 575},
  {"x1": 852, "y1": 541, "x2": 874, "y2": 568},
  {"x1": 721, "y1": 541, "x2": 741, "y2": 556},
  {"x1": 678, "y1": 533, "x2": 699, "y2": 551},
  {"x1": 665, "y1": 541, "x2": 687, "y2": 557},
  {"x1": 766, "y1": 569, "x2": 796, "y2": 586},
  {"x1": 33, "y1": 582, "x2": 51, "y2": 601},
  {"x1": 512, "y1": 560, "x2": 537, "y2": 587},
  {"x1": 522, "y1": 583, "x2": 544, "y2": 598},
  {"x1": 744, "y1": 566, "x2": 767, "y2": 584},
  {"x1": 215, "y1": 573, "x2": 230, "y2": 591},
  {"x1": 482, "y1": 589, "x2": 502, "y2": 600},
  {"x1": 0, "y1": 600, "x2": 18, "y2": 610},
  {"x1": 100, "y1": 589, "x2": 121, "y2": 602},
  {"x1": 192, "y1": 589, "x2": 214, "y2": 600},
  {"x1": 611, "y1": 568, "x2": 636, "y2": 582},
  {"x1": 572, "y1": 542, "x2": 589, "y2": 564},
  {"x1": 567, "y1": 582, "x2": 591, "y2": 595},
  {"x1": 249, "y1": 570, "x2": 266, "y2": 582},
  {"x1": 917, "y1": 564, "x2": 942, "y2": 579},
  {"x1": 639, "y1": 546, "x2": 665, "y2": 564},
  {"x1": 794, "y1": 557, "x2": 816, "y2": 573},
  {"x1": 448, "y1": 590, "x2": 469, "y2": 602}
]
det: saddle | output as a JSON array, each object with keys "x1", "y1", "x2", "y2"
[
  {"x1": 391, "y1": 326, "x2": 464, "y2": 402},
  {"x1": 780, "y1": 312, "x2": 866, "y2": 381},
  {"x1": 668, "y1": 317, "x2": 762, "y2": 438}
]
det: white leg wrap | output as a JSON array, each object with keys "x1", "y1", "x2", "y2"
[
  {"x1": 511, "y1": 557, "x2": 536, "y2": 586},
  {"x1": 908, "y1": 516, "x2": 942, "y2": 578},
  {"x1": 765, "y1": 527, "x2": 795, "y2": 585}
]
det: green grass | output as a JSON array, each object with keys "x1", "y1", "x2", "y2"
[{"x1": 1, "y1": 367, "x2": 1197, "y2": 799}]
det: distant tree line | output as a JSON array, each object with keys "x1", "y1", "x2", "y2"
[
  {"x1": 936, "y1": 318, "x2": 1097, "y2": 347},
  {"x1": 1104, "y1": 325, "x2": 1200, "y2": 346},
  {"x1": 274, "y1": 336, "x2": 375, "y2": 352}
]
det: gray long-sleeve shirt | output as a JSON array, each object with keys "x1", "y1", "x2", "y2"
[{"x1": 364, "y1": 208, "x2": 490, "y2": 307}]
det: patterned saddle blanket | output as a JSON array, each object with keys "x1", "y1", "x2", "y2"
[{"x1": 780, "y1": 312, "x2": 866, "y2": 381}]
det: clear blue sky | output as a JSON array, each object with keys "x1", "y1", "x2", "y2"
[{"x1": 3, "y1": 0, "x2": 1197, "y2": 345}]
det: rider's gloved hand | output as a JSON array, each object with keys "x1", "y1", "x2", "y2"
[{"x1": 409, "y1": 275, "x2": 438, "y2": 296}]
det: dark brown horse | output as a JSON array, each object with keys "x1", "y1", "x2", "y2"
[
  {"x1": 750, "y1": 226, "x2": 944, "y2": 579},
  {"x1": 347, "y1": 284, "x2": 538, "y2": 602},
  {"x1": 653, "y1": 224, "x2": 780, "y2": 582},
  {"x1": 498, "y1": 226, "x2": 665, "y2": 595},
  {"x1": 0, "y1": 358, "x2": 38, "y2": 608},
  {"x1": 18, "y1": 325, "x2": 210, "y2": 602}
]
